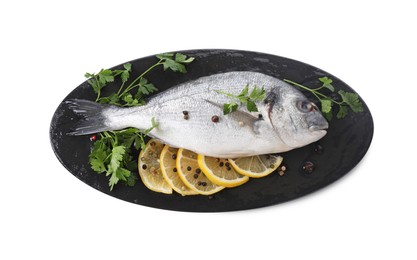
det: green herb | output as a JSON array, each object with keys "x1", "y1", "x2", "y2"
[
  {"x1": 284, "y1": 77, "x2": 363, "y2": 120},
  {"x1": 216, "y1": 85, "x2": 266, "y2": 115},
  {"x1": 89, "y1": 120, "x2": 158, "y2": 191},
  {"x1": 156, "y1": 53, "x2": 195, "y2": 73},
  {"x1": 85, "y1": 53, "x2": 194, "y2": 190},
  {"x1": 85, "y1": 63, "x2": 132, "y2": 103},
  {"x1": 85, "y1": 53, "x2": 194, "y2": 107}
]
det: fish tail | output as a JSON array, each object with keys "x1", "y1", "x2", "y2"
[{"x1": 65, "y1": 99, "x2": 112, "y2": 136}]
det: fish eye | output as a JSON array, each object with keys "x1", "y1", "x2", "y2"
[{"x1": 297, "y1": 100, "x2": 317, "y2": 113}]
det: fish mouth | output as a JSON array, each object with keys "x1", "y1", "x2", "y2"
[{"x1": 309, "y1": 122, "x2": 329, "y2": 133}]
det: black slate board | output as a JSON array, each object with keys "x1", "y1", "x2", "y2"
[{"x1": 50, "y1": 49, "x2": 374, "y2": 212}]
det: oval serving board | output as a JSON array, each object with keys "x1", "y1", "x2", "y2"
[{"x1": 50, "y1": 49, "x2": 373, "y2": 212}]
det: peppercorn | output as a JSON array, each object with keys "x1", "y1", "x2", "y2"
[
  {"x1": 211, "y1": 115, "x2": 219, "y2": 122},
  {"x1": 302, "y1": 161, "x2": 315, "y2": 174}
]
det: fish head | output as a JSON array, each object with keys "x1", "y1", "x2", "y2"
[{"x1": 263, "y1": 86, "x2": 329, "y2": 149}]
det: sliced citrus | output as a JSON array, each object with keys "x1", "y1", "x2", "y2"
[
  {"x1": 228, "y1": 154, "x2": 283, "y2": 178},
  {"x1": 138, "y1": 139, "x2": 173, "y2": 194},
  {"x1": 197, "y1": 155, "x2": 249, "y2": 187},
  {"x1": 176, "y1": 148, "x2": 225, "y2": 195},
  {"x1": 160, "y1": 145, "x2": 198, "y2": 196}
]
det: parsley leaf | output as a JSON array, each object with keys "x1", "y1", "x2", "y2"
[
  {"x1": 246, "y1": 100, "x2": 258, "y2": 112},
  {"x1": 320, "y1": 99, "x2": 333, "y2": 113},
  {"x1": 125, "y1": 174, "x2": 138, "y2": 187},
  {"x1": 162, "y1": 58, "x2": 186, "y2": 73},
  {"x1": 108, "y1": 146, "x2": 126, "y2": 174},
  {"x1": 175, "y1": 53, "x2": 195, "y2": 64},
  {"x1": 338, "y1": 90, "x2": 363, "y2": 113},
  {"x1": 321, "y1": 99, "x2": 333, "y2": 121},
  {"x1": 85, "y1": 69, "x2": 114, "y2": 97},
  {"x1": 155, "y1": 53, "x2": 174, "y2": 60},
  {"x1": 336, "y1": 105, "x2": 348, "y2": 119},
  {"x1": 121, "y1": 93, "x2": 138, "y2": 106},
  {"x1": 89, "y1": 140, "x2": 109, "y2": 173},
  {"x1": 98, "y1": 69, "x2": 114, "y2": 84},
  {"x1": 249, "y1": 86, "x2": 267, "y2": 101},
  {"x1": 108, "y1": 174, "x2": 120, "y2": 190},
  {"x1": 223, "y1": 102, "x2": 238, "y2": 115},
  {"x1": 157, "y1": 53, "x2": 195, "y2": 73},
  {"x1": 98, "y1": 93, "x2": 120, "y2": 105},
  {"x1": 115, "y1": 167, "x2": 130, "y2": 182},
  {"x1": 136, "y1": 77, "x2": 158, "y2": 96},
  {"x1": 318, "y1": 76, "x2": 335, "y2": 92}
]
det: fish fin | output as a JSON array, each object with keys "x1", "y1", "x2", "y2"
[
  {"x1": 204, "y1": 99, "x2": 261, "y2": 134},
  {"x1": 204, "y1": 99, "x2": 258, "y2": 119},
  {"x1": 203, "y1": 99, "x2": 223, "y2": 109},
  {"x1": 65, "y1": 99, "x2": 112, "y2": 135}
]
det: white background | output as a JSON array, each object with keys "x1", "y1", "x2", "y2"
[{"x1": 1, "y1": 0, "x2": 416, "y2": 259}]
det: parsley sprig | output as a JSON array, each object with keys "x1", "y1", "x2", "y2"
[
  {"x1": 85, "y1": 53, "x2": 195, "y2": 107},
  {"x1": 284, "y1": 77, "x2": 363, "y2": 120},
  {"x1": 216, "y1": 85, "x2": 266, "y2": 115},
  {"x1": 89, "y1": 118, "x2": 159, "y2": 191},
  {"x1": 84, "y1": 53, "x2": 194, "y2": 190}
]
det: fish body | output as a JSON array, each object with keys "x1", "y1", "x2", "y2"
[{"x1": 67, "y1": 71, "x2": 328, "y2": 158}]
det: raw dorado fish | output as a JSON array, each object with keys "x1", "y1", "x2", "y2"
[{"x1": 66, "y1": 71, "x2": 328, "y2": 158}]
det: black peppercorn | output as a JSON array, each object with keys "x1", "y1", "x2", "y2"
[
  {"x1": 211, "y1": 115, "x2": 219, "y2": 122},
  {"x1": 302, "y1": 161, "x2": 315, "y2": 174}
]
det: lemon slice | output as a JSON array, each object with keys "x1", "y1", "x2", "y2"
[
  {"x1": 138, "y1": 139, "x2": 173, "y2": 194},
  {"x1": 160, "y1": 145, "x2": 198, "y2": 196},
  {"x1": 228, "y1": 154, "x2": 283, "y2": 178},
  {"x1": 197, "y1": 155, "x2": 249, "y2": 187},
  {"x1": 176, "y1": 148, "x2": 225, "y2": 195}
]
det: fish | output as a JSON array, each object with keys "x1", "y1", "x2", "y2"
[{"x1": 66, "y1": 71, "x2": 328, "y2": 158}]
